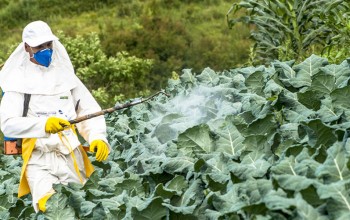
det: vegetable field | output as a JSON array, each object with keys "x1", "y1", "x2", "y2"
[{"x1": 2, "y1": 54, "x2": 350, "y2": 219}]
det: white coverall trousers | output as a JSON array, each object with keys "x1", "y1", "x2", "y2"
[{"x1": 26, "y1": 145, "x2": 87, "y2": 212}]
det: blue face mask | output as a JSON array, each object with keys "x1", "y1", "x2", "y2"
[{"x1": 32, "y1": 48, "x2": 53, "y2": 67}]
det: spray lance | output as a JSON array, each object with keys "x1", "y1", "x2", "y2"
[
  {"x1": 68, "y1": 90, "x2": 169, "y2": 153},
  {"x1": 68, "y1": 90, "x2": 169, "y2": 125},
  {"x1": 69, "y1": 90, "x2": 169, "y2": 153}
]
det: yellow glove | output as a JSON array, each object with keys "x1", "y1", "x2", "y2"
[
  {"x1": 45, "y1": 117, "x2": 70, "y2": 134},
  {"x1": 90, "y1": 140, "x2": 109, "y2": 162}
]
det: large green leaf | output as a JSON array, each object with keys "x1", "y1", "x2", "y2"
[
  {"x1": 262, "y1": 189, "x2": 295, "y2": 213},
  {"x1": 177, "y1": 124, "x2": 214, "y2": 157},
  {"x1": 317, "y1": 181, "x2": 350, "y2": 219},
  {"x1": 271, "y1": 156, "x2": 299, "y2": 176},
  {"x1": 152, "y1": 113, "x2": 185, "y2": 143},
  {"x1": 244, "y1": 114, "x2": 277, "y2": 139},
  {"x1": 161, "y1": 157, "x2": 195, "y2": 175},
  {"x1": 212, "y1": 179, "x2": 274, "y2": 216},
  {"x1": 162, "y1": 203, "x2": 197, "y2": 216},
  {"x1": 290, "y1": 55, "x2": 328, "y2": 88},
  {"x1": 273, "y1": 60, "x2": 296, "y2": 88},
  {"x1": 196, "y1": 67, "x2": 220, "y2": 86},
  {"x1": 0, "y1": 195, "x2": 11, "y2": 210},
  {"x1": 316, "y1": 142, "x2": 350, "y2": 183},
  {"x1": 93, "y1": 197, "x2": 124, "y2": 212},
  {"x1": 302, "y1": 119, "x2": 337, "y2": 148},
  {"x1": 131, "y1": 197, "x2": 167, "y2": 220},
  {"x1": 165, "y1": 175, "x2": 188, "y2": 195},
  {"x1": 237, "y1": 65, "x2": 267, "y2": 79},
  {"x1": 297, "y1": 90, "x2": 322, "y2": 111},
  {"x1": 331, "y1": 86, "x2": 350, "y2": 110},
  {"x1": 320, "y1": 62, "x2": 350, "y2": 89},
  {"x1": 171, "y1": 179, "x2": 204, "y2": 209},
  {"x1": 310, "y1": 73, "x2": 336, "y2": 95},
  {"x1": 230, "y1": 151, "x2": 271, "y2": 179},
  {"x1": 241, "y1": 93, "x2": 269, "y2": 118},
  {"x1": 80, "y1": 201, "x2": 98, "y2": 217},
  {"x1": 212, "y1": 116, "x2": 245, "y2": 157},
  {"x1": 316, "y1": 97, "x2": 342, "y2": 123},
  {"x1": 44, "y1": 193, "x2": 76, "y2": 220},
  {"x1": 210, "y1": 184, "x2": 244, "y2": 214},
  {"x1": 113, "y1": 178, "x2": 145, "y2": 196},
  {"x1": 278, "y1": 123, "x2": 301, "y2": 142},
  {"x1": 245, "y1": 71, "x2": 266, "y2": 96},
  {"x1": 273, "y1": 174, "x2": 316, "y2": 192},
  {"x1": 243, "y1": 134, "x2": 272, "y2": 157},
  {"x1": 278, "y1": 90, "x2": 315, "y2": 122},
  {"x1": 263, "y1": 79, "x2": 285, "y2": 100},
  {"x1": 293, "y1": 193, "x2": 328, "y2": 220},
  {"x1": 272, "y1": 147, "x2": 320, "y2": 178},
  {"x1": 8, "y1": 199, "x2": 34, "y2": 219},
  {"x1": 202, "y1": 153, "x2": 234, "y2": 185},
  {"x1": 180, "y1": 69, "x2": 197, "y2": 86}
]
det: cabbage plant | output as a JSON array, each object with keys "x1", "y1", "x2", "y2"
[{"x1": 1, "y1": 54, "x2": 350, "y2": 219}]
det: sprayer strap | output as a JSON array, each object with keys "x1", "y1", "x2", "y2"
[
  {"x1": 23, "y1": 93, "x2": 31, "y2": 117},
  {"x1": 16, "y1": 93, "x2": 31, "y2": 148}
]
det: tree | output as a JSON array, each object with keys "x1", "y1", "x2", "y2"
[{"x1": 227, "y1": 0, "x2": 350, "y2": 65}]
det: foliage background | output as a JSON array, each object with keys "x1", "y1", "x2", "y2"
[
  {"x1": 0, "y1": 0, "x2": 251, "y2": 107},
  {"x1": 227, "y1": 0, "x2": 350, "y2": 65}
]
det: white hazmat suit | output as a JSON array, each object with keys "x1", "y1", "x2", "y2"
[{"x1": 0, "y1": 21, "x2": 110, "y2": 212}]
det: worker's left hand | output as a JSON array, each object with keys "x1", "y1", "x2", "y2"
[{"x1": 89, "y1": 140, "x2": 109, "y2": 162}]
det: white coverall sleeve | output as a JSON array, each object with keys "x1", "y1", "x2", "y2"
[
  {"x1": 71, "y1": 78, "x2": 110, "y2": 148},
  {"x1": 0, "y1": 92, "x2": 48, "y2": 138}
]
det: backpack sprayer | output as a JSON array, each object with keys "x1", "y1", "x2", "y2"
[{"x1": 3, "y1": 90, "x2": 169, "y2": 155}]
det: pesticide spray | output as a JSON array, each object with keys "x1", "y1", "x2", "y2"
[{"x1": 150, "y1": 84, "x2": 242, "y2": 143}]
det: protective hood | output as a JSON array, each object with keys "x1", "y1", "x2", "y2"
[
  {"x1": 0, "y1": 40, "x2": 78, "y2": 95},
  {"x1": 22, "y1": 20, "x2": 59, "y2": 47}
]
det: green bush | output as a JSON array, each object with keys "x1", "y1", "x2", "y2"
[
  {"x1": 59, "y1": 32, "x2": 154, "y2": 108},
  {"x1": 227, "y1": 0, "x2": 350, "y2": 65},
  {"x1": 92, "y1": 0, "x2": 251, "y2": 88}
]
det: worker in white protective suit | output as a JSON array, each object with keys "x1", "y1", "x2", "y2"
[{"x1": 0, "y1": 20, "x2": 110, "y2": 213}]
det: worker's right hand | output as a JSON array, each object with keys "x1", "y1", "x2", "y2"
[{"x1": 45, "y1": 117, "x2": 70, "y2": 134}]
